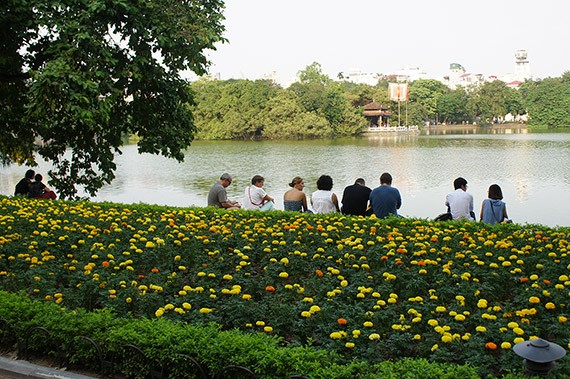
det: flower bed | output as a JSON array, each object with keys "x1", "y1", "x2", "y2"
[{"x1": 0, "y1": 196, "x2": 568, "y2": 376}]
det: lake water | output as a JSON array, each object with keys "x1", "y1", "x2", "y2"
[{"x1": 1, "y1": 126, "x2": 569, "y2": 227}]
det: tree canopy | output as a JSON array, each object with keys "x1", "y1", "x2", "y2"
[{"x1": 1, "y1": 0, "x2": 226, "y2": 198}]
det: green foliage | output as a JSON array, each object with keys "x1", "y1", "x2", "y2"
[
  {"x1": 0, "y1": 0, "x2": 226, "y2": 198},
  {"x1": 467, "y1": 81, "x2": 522, "y2": 124},
  {"x1": 521, "y1": 73, "x2": 570, "y2": 128},
  {"x1": 0, "y1": 291, "x2": 498, "y2": 379}
]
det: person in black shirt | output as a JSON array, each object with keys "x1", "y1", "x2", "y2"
[
  {"x1": 14, "y1": 169, "x2": 35, "y2": 196},
  {"x1": 341, "y1": 178, "x2": 372, "y2": 216}
]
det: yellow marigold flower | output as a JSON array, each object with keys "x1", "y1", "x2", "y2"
[
  {"x1": 501, "y1": 342, "x2": 512, "y2": 349},
  {"x1": 164, "y1": 303, "x2": 174, "y2": 310},
  {"x1": 413, "y1": 334, "x2": 422, "y2": 341},
  {"x1": 309, "y1": 305, "x2": 321, "y2": 313},
  {"x1": 301, "y1": 311, "x2": 311, "y2": 318},
  {"x1": 199, "y1": 308, "x2": 213, "y2": 314},
  {"x1": 507, "y1": 322, "x2": 519, "y2": 329},
  {"x1": 352, "y1": 330, "x2": 361, "y2": 337},
  {"x1": 279, "y1": 272, "x2": 289, "y2": 278},
  {"x1": 340, "y1": 280, "x2": 348, "y2": 287},
  {"x1": 345, "y1": 342, "x2": 355, "y2": 348},
  {"x1": 223, "y1": 274, "x2": 233, "y2": 280},
  {"x1": 529, "y1": 296, "x2": 540, "y2": 304},
  {"x1": 263, "y1": 326, "x2": 273, "y2": 333},
  {"x1": 428, "y1": 319, "x2": 439, "y2": 327},
  {"x1": 369, "y1": 333, "x2": 380, "y2": 341},
  {"x1": 182, "y1": 302, "x2": 191, "y2": 310},
  {"x1": 441, "y1": 335, "x2": 453, "y2": 343},
  {"x1": 476, "y1": 326, "x2": 487, "y2": 333},
  {"x1": 455, "y1": 314, "x2": 466, "y2": 321},
  {"x1": 435, "y1": 306, "x2": 446, "y2": 312},
  {"x1": 513, "y1": 327, "x2": 525, "y2": 335},
  {"x1": 559, "y1": 316, "x2": 568, "y2": 323},
  {"x1": 514, "y1": 337, "x2": 525, "y2": 344},
  {"x1": 477, "y1": 299, "x2": 488, "y2": 308},
  {"x1": 363, "y1": 321, "x2": 373, "y2": 327},
  {"x1": 431, "y1": 344, "x2": 439, "y2": 351},
  {"x1": 545, "y1": 302, "x2": 556, "y2": 310},
  {"x1": 330, "y1": 332, "x2": 343, "y2": 339},
  {"x1": 155, "y1": 308, "x2": 164, "y2": 317}
]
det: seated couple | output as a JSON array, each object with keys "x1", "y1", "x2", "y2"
[{"x1": 207, "y1": 174, "x2": 274, "y2": 211}]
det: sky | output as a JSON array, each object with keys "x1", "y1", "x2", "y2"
[{"x1": 202, "y1": 0, "x2": 570, "y2": 86}]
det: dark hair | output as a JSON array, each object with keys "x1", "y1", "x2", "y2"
[
  {"x1": 289, "y1": 176, "x2": 303, "y2": 187},
  {"x1": 488, "y1": 184, "x2": 503, "y2": 200},
  {"x1": 453, "y1": 177, "x2": 467, "y2": 190},
  {"x1": 220, "y1": 173, "x2": 232, "y2": 181},
  {"x1": 25, "y1": 169, "x2": 35, "y2": 179},
  {"x1": 34, "y1": 174, "x2": 43, "y2": 182},
  {"x1": 380, "y1": 172, "x2": 392, "y2": 185},
  {"x1": 251, "y1": 175, "x2": 264, "y2": 185},
  {"x1": 316, "y1": 175, "x2": 333, "y2": 191},
  {"x1": 354, "y1": 178, "x2": 365, "y2": 185}
]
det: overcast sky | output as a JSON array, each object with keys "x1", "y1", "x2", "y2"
[{"x1": 203, "y1": 0, "x2": 570, "y2": 85}]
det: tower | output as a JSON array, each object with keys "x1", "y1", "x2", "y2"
[{"x1": 514, "y1": 50, "x2": 532, "y2": 81}]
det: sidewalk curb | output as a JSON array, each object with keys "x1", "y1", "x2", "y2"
[{"x1": 0, "y1": 356, "x2": 97, "y2": 379}]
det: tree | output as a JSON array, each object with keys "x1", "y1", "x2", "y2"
[
  {"x1": 0, "y1": 0, "x2": 226, "y2": 198},
  {"x1": 408, "y1": 79, "x2": 448, "y2": 123},
  {"x1": 521, "y1": 74, "x2": 570, "y2": 128},
  {"x1": 468, "y1": 81, "x2": 521, "y2": 124},
  {"x1": 437, "y1": 87, "x2": 469, "y2": 124}
]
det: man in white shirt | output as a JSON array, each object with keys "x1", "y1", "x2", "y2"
[{"x1": 445, "y1": 177, "x2": 474, "y2": 220}]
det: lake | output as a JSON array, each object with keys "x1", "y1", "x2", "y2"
[{"x1": 1, "y1": 125, "x2": 569, "y2": 227}]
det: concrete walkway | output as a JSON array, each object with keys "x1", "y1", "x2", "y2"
[{"x1": 0, "y1": 356, "x2": 97, "y2": 379}]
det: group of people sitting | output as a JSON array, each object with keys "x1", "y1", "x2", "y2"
[
  {"x1": 207, "y1": 173, "x2": 509, "y2": 225},
  {"x1": 14, "y1": 169, "x2": 57, "y2": 200}
]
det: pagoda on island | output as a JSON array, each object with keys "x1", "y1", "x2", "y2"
[{"x1": 362, "y1": 101, "x2": 392, "y2": 128}]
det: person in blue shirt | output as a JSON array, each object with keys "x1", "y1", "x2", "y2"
[
  {"x1": 369, "y1": 172, "x2": 401, "y2": 218},
  {"x1": 480, "y1": 184, "x2": 508, "y2": 224}
]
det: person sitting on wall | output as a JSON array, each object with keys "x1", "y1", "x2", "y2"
[
  {"x1": 445, "y1": 177, "x2": 474, "y2": 220},
  {"x1": 369, "y1": 172, "x2": 401, "y2": 219},
  {"x1": 242, "y1": 175, "x2": 274, "y2": 211},
  {"x1": 28, "y1": 174, "x2": 57, "y2": 199},
  {"x1": 341, "y1": 178, "x2": 372, "y2": 216},
  {"x1": 14, "y1": 169, "x2": 35, "y2": 196},
  {"x1": 207, "y1": 173, "x2": 241, "y2": 210},
  {"x1": 283, "y1": 176, "x2": 310, "y2": 212}
]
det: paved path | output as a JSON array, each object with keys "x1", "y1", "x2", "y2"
[{"x1": 0, "y1": 356, "x2": 96, "y2": 379}]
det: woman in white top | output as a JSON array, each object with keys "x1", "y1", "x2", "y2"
[
  {"x1": 242, "y1": 175, "x2": 274, "y2": 211},
  {"x1": 311, "y1": 175, "x2": 340, "y2": 214}
]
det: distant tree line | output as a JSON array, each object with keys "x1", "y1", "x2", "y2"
[{"x1": 190, "y1": 63, "x2": 570, "y2": 139}]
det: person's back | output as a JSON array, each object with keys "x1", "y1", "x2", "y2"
[
  {"x1": 480, "y1": 184, "x2": 507, "y2": 224},
  {"x1": 481, "y1": 199, "x2": 506, "y2": 224},
  {"x1": 341, "y1": 179, "x2": 371, "y2": 216},
  {"x1": 28, "y1": 181, "x2": 46, "y2": 198},
  {"x1": 311, "y1": 175, "x2": 339, "y2": 214},
  {"x1": 14, "y1": 169, "x2": 35, "y2": 196},
  {"x1": 446, "y1": 177, "x2": 474, "y2": 220},
  {"x1": 369, "y1": 173, "x2": 401, "y2": 219}
]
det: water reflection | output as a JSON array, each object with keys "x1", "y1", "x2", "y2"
[{"x1": 1, "y1": 128, "x2": 569, "y2": 227}]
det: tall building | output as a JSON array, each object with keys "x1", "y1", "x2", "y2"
[{"x1": 513, "y1": 49, "x2": 532, "y2": 81}]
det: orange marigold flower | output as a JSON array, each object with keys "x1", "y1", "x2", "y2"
[
  {"x1": 485, "y1": 342, "x2": 498, "y2": 350},
  {"x1": 381, "y1": 256, "x2": 389, "y2": 261},
  {"x1": 265, "y1": 286, "x2": 276, "y2": 292},
  {"x1": 337, "y1": 318, "x2": 348, "y2": 325},
  {"x1": 151, "y1": 267, "x2": 159, "y2": 273},
  {"x1": 543, "y1": 279, "x2": 551, "y2": 285},
  {"x1": 520, "y1": 277, "x2": 529, "y2": 283},
  {"x1": 315, "y1": 269, "x2": 324, "y2": 277},
  {"x1": 102, "y1": 261, "x2": 110, "y2": 268}
]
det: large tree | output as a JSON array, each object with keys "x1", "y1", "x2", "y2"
[{"x1": 1, "y1": 0, "x2": 226, "y2": 198}]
